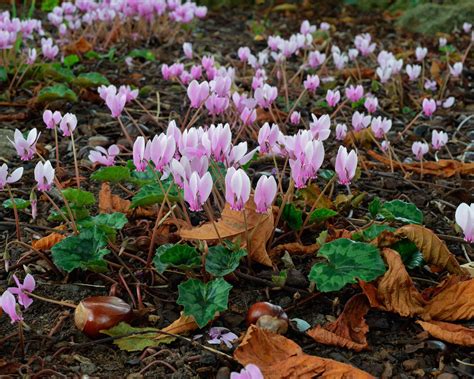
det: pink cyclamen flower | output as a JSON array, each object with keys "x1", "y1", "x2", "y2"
[
  {"x1": 205, "y1": 93, "x2": 229, "y2": 115},
  {"x1": 352, "y1": 111, "x2": 371, "y2": 132},
  {"x1": 226, "y1": 142, "x2": 257, "y2": 168},
  {"x1": 449, "y1": 62, "x2": 463, "y2": 77},
  {"x1": 370, "y1": 116, "x2": 392, "y2": 139},
  {"x1": 106, "y1": 93, "x2": 126, "y2": 118},
  {"x1": 183, "y1": 42, "x2": 193, "y2": 59},
  {"x1": 442, "y1": 97, "x2": 455, "y2": 108},
  {"x1": 309, "y1": 114, "x2": 331, "y2": 141},
  {"x1": 230, "y1": 363, "x2": 264, "y2": 379},
  {"x1": 463, "y1": 22, "x2": 472, "y2": 33},
  {"x1": 161, "y1": 64, "x2": 172, "y2": 80},
  {"x1": 412, "y1": 141, "x2": 429, "y2": 160},
  {"x1": 439, "y1": 38, "x2": 447, "y2": 47},
  {"x1": 415, "y1": 46, "x2": 427, "y2": 62},
  {"x1": 0, "y1": 164, "x2": 23, "y2": 190},
  {"x1": 26, "y1": 48, "x2": 37, "y2": 65},
  {"x1": 88, "y1": 145, "x2": 120, "y2": 166},
  {"x1": 59, "y1": 113, "x2": 77, "y2": 136},
  {"x1": 381, "y1": 140, "x2": 390, "y2": 152},
  {"x1": 254, "y1": 175, "x2": 277, "y2": 214},
  {"x1": 238, "y1": 46, "x2": 251, "y2": 62},
  {"x1": 41, "y1": 38, "x2": 59, "y2": 60},
  {"x1": 207, "y1": 327, "x2": 238, "y2": 349},
  {"x1": 187, "y1": 80, "x2": 209, "y2": 108},
  {"x1": 11, "y1": 128, "x2": 40, "y2": 161},
  {"x1": 254, "y1": 84, "x2": 278, "y2": 109},
  {"x1": 34, "y1": 160, "x2": 55, "y2": 191},
  {"x1": 0, "y1": 290, "x2": 22, "y2": 324},
  {"x1": 326, "y1": 89, "x2": 340, "y2": 107},
  {"x1": 203, "y1": 123, "x2": 232, "y2": 163},
  {"x1": 335, "y1": 123, "x2": 347, "y2": 141},
  {"x1": 300, "y1": 20, "x2": 316, "y2": 35},
  {"x1": 258, "y1": 123, "x2": 281, "y2": 154},
  {"x1": 345, "y1": 85, "x2": 364, "y2": 103},
  {"x1": 240, "y1": 107, "x2": 257, "y2": 126},
  {"x1": 133, "y1": 137, "x2": 148, "y2": 172},
  {"x1": 335, "y1": 146, "x2": 358, "y2": 185},
  {"x1": 455, "y1": 203, "x2": 474, "y2": 243},
  {"x1": 406, "y1": 64, "x2": 421, "y2": 81},
  {"x1": 183, "y1": 172, "x2": 213, "y2": 212},
  {"x1": 431, "y1": 130, "x2": 448, "y2": 150},
  {"x1": 8, "y1": 274, "x2": 35, "y2": 309},
  {"x1": 364, "y1": 97, "x2": 378, "y2": 113},
  {"x1": 424, "y1": 79, "x2": 437, "y2": 91},
  {"x1": 43, "y1": 110, "x2": 62, "y2": 129},
  {"x1": 225, "y1": 167, "x2": 251, "y2": 211},
  {"x1": 118, "y1": 85, "x2": 139, "y2": 103},
  {"x1": 149, "y1": 134, "x2": 176, "y2": 172},
  {"x1": 422, "y1": 98, "x2": 436, "y2": 117},
  {"x1": 98, "y1": 84, "x2": 117, "y2": 101},
  {"x1": 290, "y1": 111, "x2": 301, "y2": 125},
  {"x1": 303, "y1": 74, "x2": 320, "y2": 93},
  {"x1": 308, "y1": 50, "x2": 326, "y2": 68}
]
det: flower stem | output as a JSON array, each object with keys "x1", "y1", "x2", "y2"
[
  {"x1": 69, "y1": 132, "x2": 80, "y2": 189},
  {"x1": 6, "y1": 185, "x2": 21, "y2": 241}
]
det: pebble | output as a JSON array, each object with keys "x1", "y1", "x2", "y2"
[
  {"x1": 0, "y1": 128, "x2": 17, "y2": 161},
  {"x1": 216, "y1": 367, "x2": 231, "y2": 379},
  {"x1": 88, "y1": 135, "x2": 110, "y2": 147},
  {"x1": 402, "y1": 358, "x2": 420, "y2": 371},
  {"x1": 437, "y1": 373, "x2": 458, "y2": 379},
  {"x1": 200, "y1": 352, "x2": 217, "y2": 365}
]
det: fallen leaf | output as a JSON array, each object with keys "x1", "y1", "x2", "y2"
[
  {"x1": 416, "y1": 320, "x2": 474, "y2": 347},
  {"x1": 299, "y1": 184, "x2": 334, "y2": 210},
  {"x1": 421, "y1": 279, "x2": 474, "y2": 321},
  {"x1": 366, "y1": 150, "x2": 474, "y2": 177},
  {"x1": 234, "y1": 325, "x2": 374, "y2": 378},
  {"x1": 307, "y1": 294, "x2": 370, "y2": 352},
  {"x1": 256, "y1": 107, "x2": 288, "y2": 124},
  {"x1": 395, "y1": 225, "x2": 467, "y2": 275},
  {"x1": 270, "y1": 242, "x2": 319, "y2": 258},
  {"x1": 159, "y1": 313, "x2": 198, "y2": 339},
  {"x1": 342, "y1": 67, "x2": 375, "y2": 79},
  {"x1": 99, "y1": 183, "x2": 131, "y2": 214},
  {"x1": 180, "y1": 198, "x2": 273, "y2": 266},
  {"x1": 64, "y1": 37, "x2": 92, "y2": 55},
  {"x1": 32, "y1": 232, "x2": 65, "y2": 250}
]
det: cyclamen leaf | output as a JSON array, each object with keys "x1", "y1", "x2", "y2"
[
  {"x1": 51, "y1": 227, "x2": 110, "y2": 272},
  {"x1": 3, "y1": 198, "x2": 31, "y2": 210},
  {"x1": 62, "y1": 188, "x2": 95, "y2": 207},
  {"x1": 159, "y1": 244, "x2": 201, "y2": 271},
  {"x1": 37, "y1": 84, "x2": 78, "y2": 103},
  {"x1": 205, "y1": 246, "x2": 247, "y2": 277},
  {"x1": 153, "y1": 244, "x2": 173, "y2": 274},
  {"x1": 309, "y1": 208, "x2": 337, "y2": 224},
  {"x1": 131, "y1": 182, "x2": 180, "y2": 208},
  {"x1": 352, "y1": 224, "x2": 395, "y2": 242},
  {"x1": 368, "y1": 197, "x2": 382, "y2": 218},
  {"x1": 177, "y1": 278, "x2": 232, "y2": 328},
  {"x1": 91, "y1": 166, "x2": 132, "y2": 183},
  {"x1": 282, "y1": 203, "x2": 303, "y2": 230},
  {"x1": 380, "y1": 200, "x2": 423, "y2": 224},
  {"x1": 73, "y1": 72, "x2": 110, "y2": 88},
  {"x1": 308, "y1": 239, "x2": 386, "y2": 292}
]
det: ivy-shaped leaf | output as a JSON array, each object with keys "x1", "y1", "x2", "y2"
[
  {"x1": 73, "y1": 72, "x2": 110, "y2": 88},
  {"x1": 153, "y1": 244, "x2": 173, "y2": 274},
  {"x1": 391, "y1": 239, "x2": 424, "y2": 269},
  {"x1": 205, "y1": 246, "x2": 247, "y2": 277},
  {"x1": 62, "y1": 188, "x2": 95, "y2": 207},
  {"x1": 3, "y1": 198, "x2": 31, "y2": 210},
  {"x1": 159, "y1": 244, "x2": 201, "y2": 271},
  {"x1": 309, "y1": 208, "x2": 337, "y2": 224},
  {"x1": 37, "y1": 84, "x2": 78, "y2": 103},
  {"x1": 51, "y1": 227, "x2": 110, "y2": 272},
  {"x1": 48, "y1": 205, "x2": 90, "y2": 221},
  {"x1": 128, "y1": 49, "x2": 156, "y2": 61},
  {"x1": 282, "y1": 203, "x2": 303, "y2": 230},
  {"x1": 380, "y1": 200, "x2": 423, "y2": 224},
  {"x1": 131, "y1": 182, "x2": 180, "y2": 208},
  {"x1": 352, "y1": 224, "x2": 395, "y2": 242},
  {"x1": 91, "y1": 166, "x2": 132, "y2": 183},
  {"x1": 78, "y1": 213, "x2": 128, "y2": 241},
  {"x1": 177, "y1": 278, "x2": 232, "y2": 328},
  {"x1": 308, "y1": 238, "x2": 386, "y2": 292},
  {"x1": 368, "y1": 197, "x2": 382, "y2": 218}
]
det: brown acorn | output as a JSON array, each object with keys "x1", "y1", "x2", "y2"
[{"x1": 74, "y1": 296, "x2": 132, "y2": 338}]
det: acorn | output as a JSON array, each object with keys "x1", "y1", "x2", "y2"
[
  {"x1": 246, "y1": 302, "x2": 289, "y2": 334},
  {"x1": 74, "y1": 296, "x2": 132, "y2": 338}
]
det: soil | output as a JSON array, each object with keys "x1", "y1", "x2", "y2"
[{"x1": 1, "y1": 2, "x2": 474, "y2": 378}]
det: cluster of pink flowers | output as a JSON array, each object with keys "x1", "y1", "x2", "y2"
[{"x1": 411, "y1": 130, "x2": 448, "y2": 160}]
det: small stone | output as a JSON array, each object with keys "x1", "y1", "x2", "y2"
[
  {"x1": 199, "y1": 352, "x2": 217, "y2": 365},
  {"x1": 402, "y1": 358, "x2": 420, "y2": 371},
  {"x1": 437, "y1": 373, "x2": 458, "y2": 379},
  {"x1": 216, "y1": 367, "x2": 231, "y2": 379},
  {"x1": 88, "y1": 135, "x2": 110, "y2": 147},
  {"x1": 412, "y1": 369, "x2": 425, "y2": 377},
  {"x1": 0, "y1": 129, "x2": 17, "y2": 161}
]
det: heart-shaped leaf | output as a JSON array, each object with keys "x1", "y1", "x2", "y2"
[
  {"x1": 91, "y1": 166, "x2": 132, "y2": 183},
  {"x1": 308, "y1": 239, "x2": 386, "y2": 292},
  {"x1": 3, "y1": 198, "x2": 31, "y2": 210},
  {"x1": 62, "y1": 188, "x2": 95, "y2": 207},
  {"x1": 177, "y1": 278, "x2": 232, "y2": 328},
  {"x1": 205, "y1": 246, "x2": 247, "y2": 277},
  {"x1": 73, "y1": 72, "x2": 110, "y2": 88},
  {"x1": 37, "y1": 84, "x2": 78, "y2": 103},
  {"x1": 131, "y1": 182, "x2": 180, "y2": 208},
  {"x1": 156, "y1": 244, "x2": 201, "y2": 271},
  {"x1": 309, "y1": 208, "x2": 337, "y2": 224},
  {"x1": 282, "y1": 203, "x2": 303, "y2": 230},
  {"x1": 379, "y1": 200, "x2": 423, "y2": 224}
]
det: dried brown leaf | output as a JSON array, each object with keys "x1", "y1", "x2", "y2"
[
  {"x1": 416, "y1": 320, "x2": 474, "y2": 347},
  {"x1": 307, "y1": 294, "x2": 370, "y2": 352},
  {"x1": 180, "y1": 199, "x2": 273, "y2": 266},
  {"x1": 64, "y1": 37, "x2": 92, "y2": 55},
  {"x1": 31, "y1": 225, "x2": 67, "y2": 250},
  {"x1": 395, "y1": 225, "x2": 466, "y2": 275},
  {"x1": 234, "y1": 325, "x2": 374, "y2": 379},
  {"x1": 299, "y1": 184, "x2": 334, "y2": 210},
  {"x1": 270, "y1": 242, "x2": 319, "y2": 258},
  {"x1": 98, "y1": 182, "x2": 131, "y2": 214},
  {"x1": 156, "y1": 313, "x2": 198, "y2": 341},
  {"x1": 367, "y1": 150, "x2": 474, "y2": 177},
  {"x1": 421, "y1": 279, "x2": 474, "y2": 321}
]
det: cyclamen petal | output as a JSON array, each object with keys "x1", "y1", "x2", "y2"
[{"x1": 455, "y1": 203, "x2": 474, "y2": 243}]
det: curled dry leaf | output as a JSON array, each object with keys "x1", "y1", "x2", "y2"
[
  {"x1": 395, "y1": 224, "x2": 467, "y2": 275},
  {"x1": 31, "y1": 225, "x2": 67, "y2": 250},
  {"x1": 421, "y1": 279, "x2": 474, "y2": 321},
  {"x1": 366, "y1": 150, "x2": 474, "y2": 177},
  {"x1": 256, "y1": 107, "x2": 287, "y2": 124},
  {"x1": 158, "y1": 313, "x2": 199, "y2": 341},
  {"x1": 307, "y1": 294, "x2": 370, "y2": 352},
  {"x1": 270, "y1": 242, "x2": 319, "y2": 258},
  {"x1": 416, "y1": 320, "x2": 474, "y2": 347},
  {"x1": 180, "y1": 198, "x2": 273, "y2": 266},
  {"x1": 360, "y1": 248, "x2": 426, "y2": 317},
  {"x1": 234, "y1": 325, "x2": 374, "y2": 379},
  {"x1": 64, "y1": 37, "x2": 93, "y2": 55},
  {"x1": 99, "y1": 182, "x2": 131, "y2": 214}
]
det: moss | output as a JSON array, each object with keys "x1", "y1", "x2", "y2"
[{"x1": 396, "y1": 1, "x2": 474, "y2": 34}]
